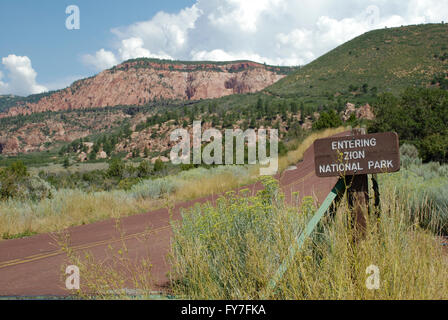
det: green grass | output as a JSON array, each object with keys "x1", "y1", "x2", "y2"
[
  {"x1": 2, "y1": 229, "x2": 37, "y2": 240},
  {"x1": 0, "y1": 150, "x2": 60, "y2": 168},
  {"x1": 380, "y1": 161, "x2": 448, "y2": 235},
  {"x1": 28, "y1": 162, "x2": 109, "y2": 175}
]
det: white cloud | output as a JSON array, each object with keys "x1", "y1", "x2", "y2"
[
  {"x1": 208, "y1": 0, "x2": 282, "y2": 33},
  {"x1": 82, "y1": 0, "x2": 448, "y2": 69},
  {"x1": 118, "y1": 37, "x2": 172, "y2": 61},
  {"x1": 112, "y1": 5, "x2": 202, "y2": 57},
  {"x1": 0, "y1": 55, "x2": 47, "y2": 96},
  {"x1": 191, "y1": 49, "x2": 266, "y2": 63},
  {"x1": 0, "y1": 70, "x2": 8, "y2": 93},
  {"x1": 43, "y1": 75, "x2": 85, "y2": 91},
  {"x1": 82, "y1": 49, "x2": 119, "y2": 71}
]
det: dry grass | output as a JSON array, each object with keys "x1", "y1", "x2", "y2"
[
  {"x1": 0, "y1": 127, "x2": 347, "y2": 239},
  {"x1": 169, "y1": 177, "x2": 448, "y2": 300},
  {"x1": 56, "y1": 220, "x2": 154, "y2": 299},
  {"x1": 279, "y1": 126, "x2": 349, "y2": 172},
  {"x1": 0, "y1": 190, "x2": 163, "y2": 238}
]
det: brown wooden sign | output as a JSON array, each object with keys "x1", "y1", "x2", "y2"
[{"x1": 314, "y1": 132, "x2": 400, "y2": 178}]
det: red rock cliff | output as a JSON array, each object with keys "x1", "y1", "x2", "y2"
[{"x1": 1, "y1": 60, "x2": 292, "y2": 118}]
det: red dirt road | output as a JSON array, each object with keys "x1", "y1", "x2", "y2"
[{"x1": 0, "y1": 133, "x2": 347, "y2": 297}]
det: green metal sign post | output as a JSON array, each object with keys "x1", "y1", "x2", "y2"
[{"x1": 262, "y1": 178, "x2": 346, "y2": 298}]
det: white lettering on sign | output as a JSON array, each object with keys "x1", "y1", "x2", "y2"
[
  {"x1": 319, "y1": 162, "x2": 364, "y2": 174},
  {"x1": 315, "y1": 132, "x2": 400, "y2": 177},
  {"x1": 344, "y1": 150, "x2": 365, "y2": 161},
  {"x1": 331, "y1": 138, "x2": 377, "y2": 151},
  {"x1": 368, "y1": 160, "x2": 394, "y2": 170}
]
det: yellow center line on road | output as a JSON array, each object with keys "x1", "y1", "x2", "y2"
[
  {"x1": 0, "y1": 170, "x2": 316, "y2": 270},
  {"x1": 0, "y1": 224, "x2": 172, "y2": 270}
]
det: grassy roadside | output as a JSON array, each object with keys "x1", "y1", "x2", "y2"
[
  {"x1": 0, "y1": 127, "x2": 348, "y2": 239},
  {"x1": 169, "y1": 176, "x2": 448, "y2": 299}
]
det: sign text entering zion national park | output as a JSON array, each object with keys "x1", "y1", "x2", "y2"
[{"x1": 314, "y1": 132, "x2": 400, "y2": 178}]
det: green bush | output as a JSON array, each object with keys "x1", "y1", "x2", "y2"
[
  {"x1": 400, "y1": 143, "x2": 422, "y2": 168},
  {"x1": 153, "y1": 159, "x2": 165, "y2": 173},
  {"x1": 0, "y1": 161, "x2": 53, "y2": 201},
  {"x1": 370, "y1": 87, "x2": 448, "y2": 163},
  {"x1": 381, "y1": 161, "x2": 448, "y2": 235},
  {"x1": 170, "y1": 177, "x2": 317, "y2": 299},
  {"x1": 170, "y1": 175, "x2": 448, "y2": 299},
  {"x1": 137, "y1": 160, "x2": 151, "y2": 177},
  {"x1": 312, "y1": 110, "x2": 343, "y2": 130},
  {"x1": 130, "y1": 178, "x2": 178, "y2": 200},
  {"x1": 107, "y1": 158, "x2": 126, "y2": 178}
]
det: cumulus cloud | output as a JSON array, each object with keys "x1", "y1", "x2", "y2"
[
  {"x1": 0, "y1": 70, "x2": 7, "y2": 93},
  {"x1": 118, "y1": 37, "x2": 172, "y2": 61},
  {"x1": 82, "y1": 0, "x2": 448, "y2": 69},
  {"x1": 0, "y1": 55, "x2": 47, "y2": 96},
  {"x1": 82, "y1": 49, "x2": 119, "y2": 71},
  {"x1": 112, "y1": 5, "x2": 201, "y2": 57}
]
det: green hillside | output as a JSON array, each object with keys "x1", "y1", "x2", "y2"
[
  {"x1": 0, "y1": 95, "x2": 24, "y2": 113},
  {"x1": 0, "y1": 91, "x2": 57, "y2": 113},
  {"x1": 266, "y1": 23, "x2": 448, "y2": 100}
]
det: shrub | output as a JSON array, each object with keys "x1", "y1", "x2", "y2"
[
  {"x1": 107, "y1": 159, "x2": 125, "y2": 178},
  {"x1": 381, "y1": 162, "x2": 448, "y2": 235},
  {"x1": 370, "y1": 88, "x2": 448, "y2": 163},
  {"x1": 170, "y1": 176, "x2": 448, "y2": 299},
  {"x1": 312, "y1": 110, "x2": 343, "y2": 130},
  {"x1": 130, "y1": 177, "x2": 179, "y2": 200},
  {"x1": 400, "y1": 143, "x2": 422, "y2": 168},
  {"x1": 153, "y1": 159, "x2": 165, "y2": 173},
  {"x1": 20, "y1": 176, "x2": 54, "y2": 202},
  {"x1": 137, "y1": 161, "x2": 151, "y2": 177}
]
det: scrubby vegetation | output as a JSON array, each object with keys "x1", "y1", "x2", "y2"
[
  {"x1": 381, "y1": 144, "x2": 448, "y2": 235},
  {"x1": 370, "y1": 87, "x2": 448, "y2": 163},
  {"x1": 0, "y1": 161, "x2": 53, "y2": 201},
  {"x1": 0, "y1": 128, "x2": 344, "y2": 239},
  {"x1": 169, "y1": 174, "x2": 448, "y2": 299},
  {"x1": 267, "y1": 24, "x2": 448, "y2": 101},
  {"x1": 0, "y1": 163, "x2": 255, "y2": 238},
  {"x1": 0, "y1": 23, "x2": 447, "y2": 300}
]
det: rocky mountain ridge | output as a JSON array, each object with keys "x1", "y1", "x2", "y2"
[{"x1": 0, "y1": 59, "x2": 295, "y2": 118}]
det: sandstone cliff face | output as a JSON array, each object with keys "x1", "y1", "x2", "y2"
[
  {"x1": 342, "y1": 103, "x2": 375, "y2": 121},
  {"x1": 0, "y1": 110, "x2": 130, "y2": 155},
  {"x1": 1, "y1": 60, "x2": 289, "y2": 118}
]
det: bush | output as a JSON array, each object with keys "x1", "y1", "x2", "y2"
[
  {"x1": 370, "y1": 88, "x2": 448, "y2": 163},
  {"x1": 137, "y1": 161, "x2": 151, "y2": 177},
  {"x1": 19, "y1": 176, "x2": 54, "y2": 202},
  {"x1": 107, "y1": 158, "x2": 125, "y2": 178},
  {"x1": 400, "y1": 143, "x2": 422, "y2": 168},
  {"x1": 0, "y1": 161, "x2": 53, "y2": 201},
  {"x1": 381, "y1": 161, "x2": 448, "y2": 235},
  {"x1": 153, "y1": 159, "x2": 165, "y2": 173},
  {"x1": 170, "y1": 177, "x2": 316, "y2": 299},
  {"x1": 170, "y1": 176, "x2": 448, "y2": 299},
  {"x1": 312, "y1": 110, "x2": 343, "y2": 130},
  {"x1": 130, "y1": 177, "x2": 179, "y2": 200}
]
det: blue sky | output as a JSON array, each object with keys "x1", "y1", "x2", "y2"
[
  {"x1": 0, "y1": 0, "x2": 446, "y2": 96},
  {"x1": 0, "y1": 0, "x2": 194, "y2": 91}
]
